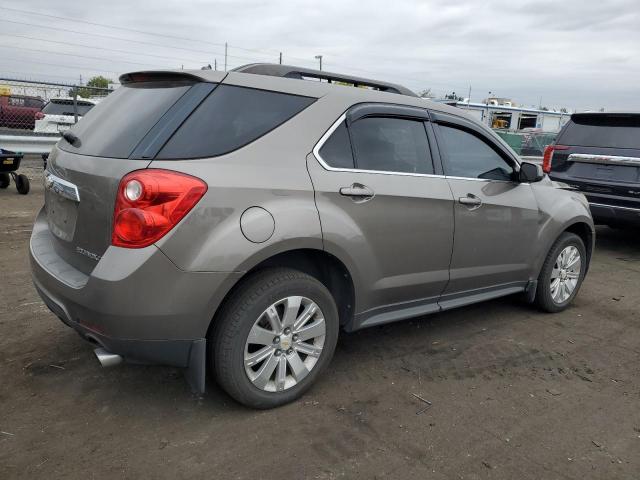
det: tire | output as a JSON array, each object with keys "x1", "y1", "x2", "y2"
[
  {"x1": 211, "y1": 268, "x2": 339, "y2": 409},
  {"x1": 15, "y1": 174, "x2": 30, "y2": 195},
  {"x1": 535, "y1": 232, "x2": 586, "y2": 313},
  {"x1": 0, "y1": 173, "x2": 9, "y2": 189}
]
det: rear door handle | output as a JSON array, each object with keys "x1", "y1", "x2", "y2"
[
  {"x1": 339, "y1": 183, "x2": 374, "y2": 201},
  {"x1": 458, "y1": 194, "x2": 482, "y2": 208}
]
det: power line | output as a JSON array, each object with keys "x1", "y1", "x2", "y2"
[
  {"x1": 0, "y1": 69, "x2": 81, "y2": 83},
  {"x1": 0, "y1": 33, "x2": 210, "y2": 64},
  {"x1": 0, "y1": 56, "x2": 125, "y2": 76},
  {"x1": 1, "y1": 5, "x2": 231, "y2": 50},
  {"x1": 0, "y1": 44, "x2": 165, "y2": 69},
  {"x1": 1, "y1": 5, "x2": 296, "y2": 64},
  {"x1": 0, "y1": 18, "x2": 228, "y2": 58},
  {"x1": 0, "y1": 5, "x2": 472, "y2": 95}
]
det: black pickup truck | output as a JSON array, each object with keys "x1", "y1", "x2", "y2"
[{"x1": 544, "y1": 112, "x2": 640, "y2": 227}]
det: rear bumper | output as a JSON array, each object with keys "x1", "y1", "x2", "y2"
[
  {"x1": 548, "y1": 173, "x2": 640, "y2": 226},
  {"x1": 29, "y1": 208, "x2": 241, "y2": 379}
]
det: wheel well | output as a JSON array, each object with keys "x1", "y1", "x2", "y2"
[
  {"x1": 214, "y1": 249, "x2": 355, "y2": 330},
  {"x1": 565, "y1": 222, "x2": 593, "y2": 268}
]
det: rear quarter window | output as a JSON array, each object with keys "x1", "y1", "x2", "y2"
[{"x1": 156, "y1": 85, "x2": 315, "y2": 159}]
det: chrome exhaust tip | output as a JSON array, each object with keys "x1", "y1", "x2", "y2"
[{"x1": 94, "y1": 347, "x2": 123, "y2": 367}]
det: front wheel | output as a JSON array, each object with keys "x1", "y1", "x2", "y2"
[
  {"x1": 211, "y1": 268, "x2": 339, "y2": 409},
  {"x1": 535, "y1": 232, "x2": 586, "y2": 312}
]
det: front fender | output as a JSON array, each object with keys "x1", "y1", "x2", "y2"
[{"x1": 530, "y1": 178, "x2": 595, "y2": 277}]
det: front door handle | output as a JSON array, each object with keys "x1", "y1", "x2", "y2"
[
  {"x1": 458, "y1": 194, "x2": 482, "y2": 208},
  {"x1": 339, "y1": 183, "x2": 374, "y2": 201}
]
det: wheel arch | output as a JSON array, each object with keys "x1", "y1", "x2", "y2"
[
  {"x1": 206, "y1": 248, "x2": 356, "y2": 340},
  {"x1": 563, "y1": 221, "x2": 594, "y2": 273}
]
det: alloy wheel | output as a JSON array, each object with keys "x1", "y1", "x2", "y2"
[
  {"x1": 550, "y1": 245, "x2": 581, "y2": 304},
  {"x1": 244, "y1": 296, "x2": 326, "y2": 392}
]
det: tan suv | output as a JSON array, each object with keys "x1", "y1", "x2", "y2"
[{"x1": 31, "y1": 64, "x2": 594, "y2": 408}]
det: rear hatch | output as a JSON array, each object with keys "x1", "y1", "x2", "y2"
[
  {"x1": 45, "y1": 73, "x2": 209, "y2": 275},
  {"x1": 549, "y1": 113, "x2": 640, "y2": 207},
  {"x1": 43, "y1": 69, "x2": 316, "y2": 275}
]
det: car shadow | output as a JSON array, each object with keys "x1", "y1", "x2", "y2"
[{"x1": 593, "y1": 225, "x2": 640, "y2": 258}]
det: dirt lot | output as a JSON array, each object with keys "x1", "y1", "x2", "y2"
[{"x1": 1, "y1": 158, "x2": 639, "y2": 479}]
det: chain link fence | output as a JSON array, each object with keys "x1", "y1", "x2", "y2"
[
  {"x1": 495, "y1": 130, "x2": 557, "y2": 157},
  {"x1": 0, "y1": 78, "x2": 113, "y2": 134}
]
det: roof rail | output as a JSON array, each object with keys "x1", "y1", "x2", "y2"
[{"x1": 232, "y1": 63, "x2": 418, "y2": 97}]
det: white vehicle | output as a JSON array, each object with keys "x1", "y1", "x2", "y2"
[{"x1": 34, "y1": 98, "x2": 98, "y2": 133}]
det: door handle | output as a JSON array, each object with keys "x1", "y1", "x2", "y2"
[
  {"x1": 339, "y1": 183, "x2": 374, "y2": 201},
  {"x1": 458, "y1": 194, "x2": 482, "y2": 208}
]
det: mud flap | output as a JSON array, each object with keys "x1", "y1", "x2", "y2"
[
  {"x1": 524, "y1": 280, "x2": 538, "y2": 303},
  {"x1": 185, "y1": 338, "x2": 206, "y2": 394}
]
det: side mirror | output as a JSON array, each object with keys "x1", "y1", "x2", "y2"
[{"x1": 519, "y1": 161, "x2": 544, "y2": 182}]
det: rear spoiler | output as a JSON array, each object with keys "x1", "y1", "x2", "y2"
[{"x1": 119, "y1": 71, "x2": 207, "y2": 84}]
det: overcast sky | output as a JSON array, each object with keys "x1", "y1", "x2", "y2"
[{"x1": 2, "y1": 0, "x2": 639, "y2": 110}]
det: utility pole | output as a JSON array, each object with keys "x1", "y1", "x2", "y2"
[
  {"x1": 315, "y1": 55, "x2": 323, "y2": 71},
  {"x1": 224, "y1": 42, "x2": 228, "y2": 71},
  {"x1": 467, "y1": 85, "x2": 471, "y2": 104},
  {"x1": 214, "y1": 59, "x2": 217, "y2": 71},
  {"x1": 279, "y1": 52, "x2": 282, "y2": 64}
]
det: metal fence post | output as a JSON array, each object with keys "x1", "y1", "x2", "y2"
[{"x1": 73, "y1": 88, "x2": 78, "y2": 124}]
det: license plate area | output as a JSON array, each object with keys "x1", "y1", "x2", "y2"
[{"x1": 44, "y1": 172, "x2": 80, "y2": 242}]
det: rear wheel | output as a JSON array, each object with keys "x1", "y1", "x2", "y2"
[
  {"x1": 535, "y1": 232, "x2": 586, "y2": 312},
  {"x1": 15, "y1": 174, "x2": 29, "y2": 195},
  {"x1": 211, "y1": 268, "x2": 339, "y2": 409},
  {"x1": 0, "y1": 173, "x2": 9, "y2": 189}
]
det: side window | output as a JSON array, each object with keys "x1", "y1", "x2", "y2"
[
  {"x1": 438, "y1": 125, "x2": 514, "y2": 181},
  {"x1": 350, "y1": 117, "x2": 434, "y2": 174},
  {"x1": 318, "y1": 121, "x2": 354, "y2": 168}
]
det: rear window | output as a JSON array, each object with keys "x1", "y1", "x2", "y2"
[
  {"x1": 59, "y1": 82, "x2": 192, "y2": 158},
  {"x1": 156, "y1": 85, "x2": 315, "y2": 159},
  {"x1": 558, "y1": 114, "x2": 640, "y2": 149},
  {"x1": 43, "y1": 100, "x2": 94, "y2": 116}
]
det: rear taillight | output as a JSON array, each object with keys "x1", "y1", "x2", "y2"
[
  {"x1": 34, "y1": 111, "x2": 45, "y2": 120},
  {"x1": 542, "y1": 145, "x2": 569, "y2": 173},
  {"x1": 112, "y1": 169, "x2": 207, "y2": 248}
]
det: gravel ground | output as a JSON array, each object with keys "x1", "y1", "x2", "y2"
[{"x1": 1, "y1": 158, "x2": 639, "y2": 479}]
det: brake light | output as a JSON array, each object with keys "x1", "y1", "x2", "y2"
[
  {"x1": 112, "y1": 169, "x2": 207, "y2": 248},
  {"x1": 542, "y1": 145, "x2": 569, "y2": 173},
  {"x1": 34, "y1": 111, "x2": 45, "y2": 120}
]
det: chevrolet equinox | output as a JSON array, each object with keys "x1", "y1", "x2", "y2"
[{"x1": 30, "y1": 64, "x2": 595, "y2": 408}]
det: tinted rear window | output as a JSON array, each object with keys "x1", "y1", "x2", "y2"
[
  {"x1": 59, "y1": 82, "x2": 192, "y2": 158},
  {"x1": 156, "y1": 85, "x2": 315, "y2": 159},
  {"x1": 43, "y1": 100, "x2": 94, "y2": 116},
  {"x1": 559, "y1": 114, "x2": 640, "y2": 149}
]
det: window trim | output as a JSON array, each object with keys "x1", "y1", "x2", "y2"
[
  {"x1": 314, "y1": 108, "x2": 524, "y2": 184},
  {"x1": 313, "y1": 112, "x2": 442, "y2": 179}
]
